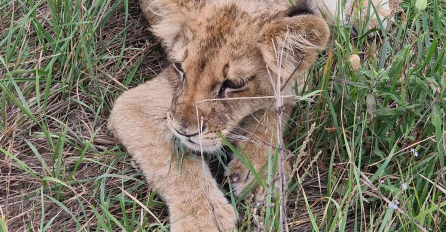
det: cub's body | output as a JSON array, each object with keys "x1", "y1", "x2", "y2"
[{"x1": 109, "y1": 0, "x2": 393, "y2": 231}]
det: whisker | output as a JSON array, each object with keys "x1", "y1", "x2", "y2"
[{"x1": 225, "y1": 123, "x2": 275, "y2": 148}]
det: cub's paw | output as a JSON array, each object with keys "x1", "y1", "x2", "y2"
[
  {"x1": 170, "y1": 189, "x2": 237, "y2": 232},
  {"x1": 199, "y1": 199, "x2": 237, "y2": 232},
  {"x1": 226, "y1": 158, "x2": 259, "y2": 197},
  {"x1": 226, "y1": 157, "x2": 292, "y2": 203},
  {"x1": 226, "y1": 159, "x2": 271, "y2": 203}
]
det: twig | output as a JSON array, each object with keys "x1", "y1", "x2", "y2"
[
  {"x1": 271, "y1": 36, "x2": 288, "y2": 232},
  {"x1": 98, "y1": 69, "x2": 129, "y2": 90}
]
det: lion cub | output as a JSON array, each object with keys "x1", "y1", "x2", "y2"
[{"x1": 109, "y1": 0, "x2": 392, "y2": 231}]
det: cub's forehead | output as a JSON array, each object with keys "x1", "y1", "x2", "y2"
[
  {"x1": 185, "y1": 3, "x2": 264, "y2": 41},
  {"x1": 176, "y1": 5, "x2": 265, "y2": 59},
  {"x1": 227, "y1": 57, "x2": 264, "y2": 79},
  {"x1": 169, "y1": 6, "x2": 266, "y2": 67}
]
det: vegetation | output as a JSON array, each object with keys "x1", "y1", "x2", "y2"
[{"x1": 0, "y1": 0, "x2": 445, "y2": 231}]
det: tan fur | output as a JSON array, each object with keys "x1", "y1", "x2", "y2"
[{"x1": 109, "y1": 0, "x2": 395, "y2": 231}]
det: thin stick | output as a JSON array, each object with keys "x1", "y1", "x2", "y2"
[{"x1": 272, "y1": 35, "x2": 287, "y2": 232}]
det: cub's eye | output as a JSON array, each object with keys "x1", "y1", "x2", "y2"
[
  {"x1": 222, "y1": 79, "x2": 246, "y2": 90},
  {"x1": 218, "y1": 79, "x2": 247, "y2": 98}
]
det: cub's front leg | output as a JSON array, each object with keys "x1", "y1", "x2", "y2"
[
  {"x1": 226, "y1": 107, "x2": 292, "y2": 201},
  {"x1": 108, "y1": 72, "x2": 236, "y2": 232}
]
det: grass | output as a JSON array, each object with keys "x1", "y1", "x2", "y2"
[{"x1": 0, "y1": 0, "x2": 445, "y2": 231}]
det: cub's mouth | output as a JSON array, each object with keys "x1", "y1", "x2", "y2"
[
  {"x1": 166, "y1": 117, "x2": 224, "y2": 153},
  {"x1": 170, "y1": 130, "x2": 224, "y2": 153}
]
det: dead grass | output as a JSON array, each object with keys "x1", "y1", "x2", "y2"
[{"x1": 0, "y1": 1, "x2": 167, "y2": 230}]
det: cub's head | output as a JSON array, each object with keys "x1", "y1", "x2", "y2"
[{"x1": 146, "y1": 1, "x2": 329, "y2": 152}]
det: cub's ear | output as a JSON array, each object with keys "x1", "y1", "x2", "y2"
[
  {"x1": 259, "y1": 15, "x2": 330, "y2": 77},
  {"x1": 140, "y1": 0, "x2": 186, "y2": 50}
]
